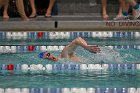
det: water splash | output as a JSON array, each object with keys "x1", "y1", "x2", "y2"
[
  {"x1": 94, "y1": 46, "x2": 123, "y2": 63},
  {"x1": 76, "y1": 46, "x2": 124, "y2": 63}
]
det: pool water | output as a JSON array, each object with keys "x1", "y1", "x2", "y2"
[
  {"x1": 0, "y1": 71, "x2": 140, "y2": 88},
  {"x1": 0, "y1": 46, "x2": 140, "y2": 64},
  {"x1": 0, "y1": 37, "x2": 140, "y2": 88}
]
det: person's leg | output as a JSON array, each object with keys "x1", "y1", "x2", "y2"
[
  {"x1": 16, "y1": 0, "x2": 29, "y2": 21},
  {"x1": 128, "y1": 0, "x2": 137, "y2": 6},
  {"x1": 0, "y1": 0, "x2": 3, "y2": 8},
  {"x1": 101, "y1": 0, "x2": 109, "y2": 20},
  {"x1": 3, "y1": 0, "x2": 9, "y2": 19},
  {"x1": 120, "y1": 0, "x2": 130, "y2": 19},
  {"x1": 0, "y1": 0, "x2": 1, "y2": 5},
  {"x1": 121, "y1": 0, "x2": 140, "y2": 19},
  {"x1": 29, "y1": 0, "x2": 36, "y2": 18},
  {"x1": 45, "y1": 0, "x2": 56, "y2": 17},
  {"x1": 132, "y1": 0, "x2": 137, "y2": 17},
  {"x1": 128, "y1": 0, "x2": 140, "y2": 19},
  {"x1": 114, "y1": 0, "x2": 129, "y2": 20},
  {"x1": 0, "y1": 0, "x2": 6, "y2": 8}
]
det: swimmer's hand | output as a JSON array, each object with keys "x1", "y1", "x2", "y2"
[{"x1": 85, "y1": 45, "x2": 101, "y2": 53}]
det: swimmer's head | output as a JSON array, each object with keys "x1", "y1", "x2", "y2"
[{"x1": 39, "y1": 51, "x2": 58, "y2": 62}]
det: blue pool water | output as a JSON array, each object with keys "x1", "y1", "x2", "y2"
[
  {"x1": 0, "y1": 36, "x2": 140, "y2": 89},
  {"x1": 0, "y1": 46, "x2": 140, "y2": 64},
  {"x1": 0, "y1": 32, "x2": 140, "y2": 88}
]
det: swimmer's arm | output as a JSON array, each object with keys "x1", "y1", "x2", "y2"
[
  {"x1": 71, "y1": 37, "x2": 101, "y2": 53},
  {"x1": 84, "y1": 45, "x2": 101, "y2": 53}
]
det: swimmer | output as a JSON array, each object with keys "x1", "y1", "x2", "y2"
[{"x1": 39, "y1": 37, "x2": 101, "y2": 62}]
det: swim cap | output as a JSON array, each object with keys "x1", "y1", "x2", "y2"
[{"x1": 39, "y1": 52, "x2": 47, "y2": 58}]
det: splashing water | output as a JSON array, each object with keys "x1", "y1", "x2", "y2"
[
  {"x1": 94, "y1": 46, "x2": 123, "y2": 63},
  {"x1": 0, "y1": 46, "x2": 139, "y2": 64},
  {"x1": 76, "y1": 46, "x2": 124, "y2": 64}
]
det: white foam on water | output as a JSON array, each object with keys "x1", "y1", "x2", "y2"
[
  {"x1": 95, "y1": 46, "x2": 123, "y2": 63},
  {"x1": 83, "y1": 46, "x2": 124, "y2": 63},
  {"x1": 123, "y1": 53, "x2": 138, "y2": 63}
]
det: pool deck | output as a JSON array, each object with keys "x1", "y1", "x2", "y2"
[{"x1": 0, "y1": 15, "x2": 140, "y2": 31}]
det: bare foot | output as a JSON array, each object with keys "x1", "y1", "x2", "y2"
[
  {"x1": 22, "y1": 18, "x2": 30, "y2": 21},
  {"x1": 132, "y1": 10, "x2": 136, "y2": 19},
  {"x1": 113, "y1": 14, "x2": 125, "y2": 20},
  {"x1": 29, "y1": 13, "x2": 37, "y2": 18},
  {"x1": 45, "y1": 10, "x2": 52, "y2": 17},
  {"x1": 3, "y1": 15, "x2": 9, "y2": 19},
  {"x1": 102, "y1": 14, "x2": 109, "y2": 20}
]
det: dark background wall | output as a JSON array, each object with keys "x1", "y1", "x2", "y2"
[
  {"x1": 0, "y1": 0, "x2": 140, "y2": 17},
  {"x1": 57, "y1": 0, "x2": 140, "y2": 15}
]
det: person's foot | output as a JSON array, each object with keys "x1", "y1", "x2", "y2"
[
  {"x1": 45, "y1": 10, "x2": 52, "y2": 18},
  {"x1": 44, "y1": 15, "x2": 52, "y2": 18},
  {"x1": 29, "y1": 13, "x2": 37, "y2": 18},
  {"x1": 102, "y1": 14, "x2": 109, "y2": 20},
  {"x1": 133, "y1": 5, "x2": 140, "y2": 19},
  {"x1": 3, "y1": 15, "x2": 9, "y2": 19},
  {"x1": 22, "y1": 18, "x2": 30, "y2": 21},
  {"x1": 113, "y1": 15, "x2": 129, "y2": 20}
]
